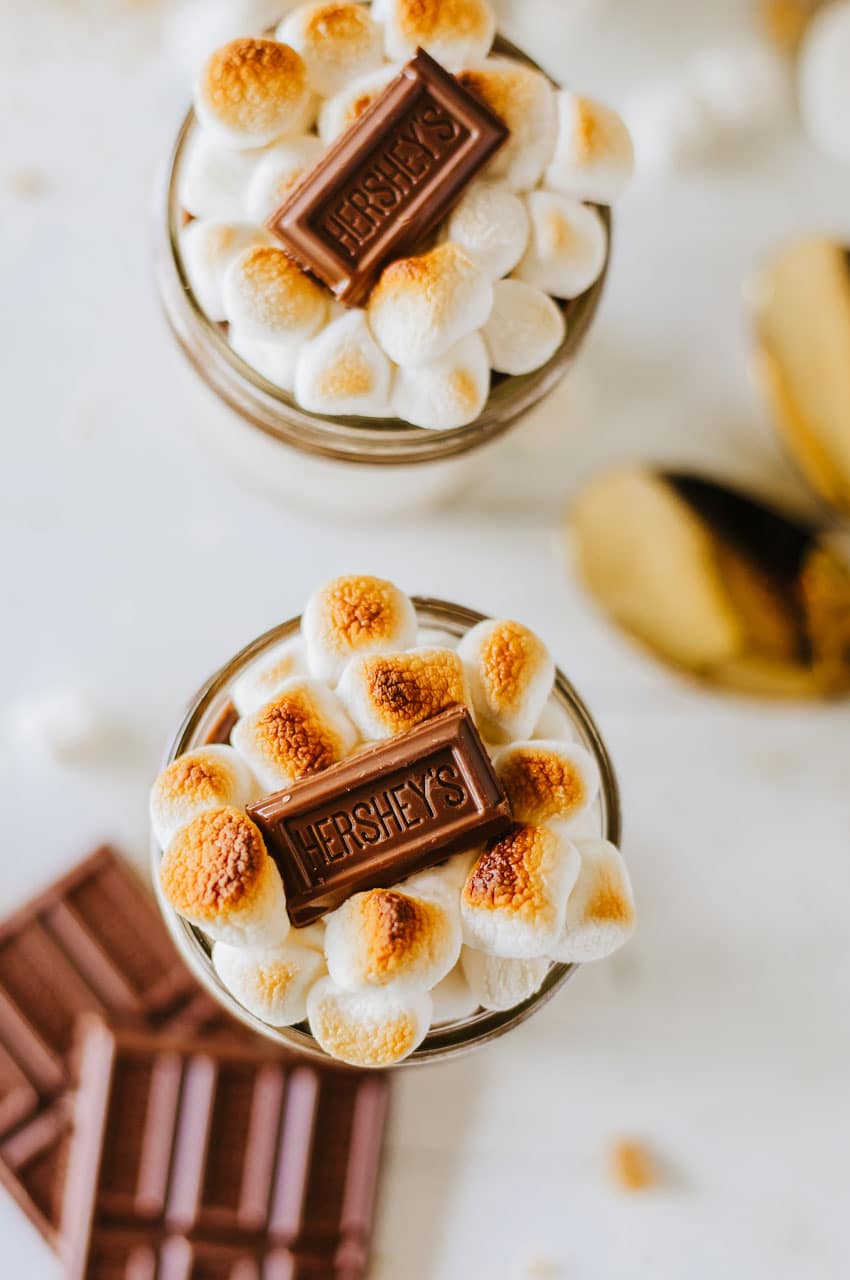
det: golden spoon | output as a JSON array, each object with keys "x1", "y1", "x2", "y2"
[
  {"x1": 569, "y1": 467, "x2": 850, "y2": 698},
  {"x1": 748, "y1": 237, "x2": 850, "y2": 523}
]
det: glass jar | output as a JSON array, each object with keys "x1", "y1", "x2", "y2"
[
  {"x1": 153, "y1": 37, "x2": 612, "y2": 518},
  {"x1": 152, "y1": 598, "x2": 621, "y2": 1067}
]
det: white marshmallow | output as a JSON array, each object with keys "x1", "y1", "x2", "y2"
[
  {"x1": 5, "y1": 687, "x2": 111, "y2": 766},
  {"x1": 307, "y1": 976, "x2": 432, "y2": 1066},
  {"x1": 549, "y1": 837, "x2": 636, "y2": 963},
  {"x1": 231, "y1": 635, "x2": 309, "y2": 716},
  {"x1": 231, "y1": 678, "x2": 358, "y2": 791},
  {"x1": 799, "y1": 1, "x2": 850, "y2": 165},
  {"x1": 244, "y1": 135, "x2": 325, "y2": 223},
  {"x1": 277, "y1": 2, "x2": 384, "y2": 97},
  {"x1": 402, "y1": 850, "x2": 477, "y2": 899},
  {"x1": 213, "y1": 934, "x2": 325, "y2": 1026},
  {"x1": 229, "y1": 326, "x2": 302, "y2": 393},
  {"x1": 381, "y1": 0, "x2": 496, "y2": 70},
  {"x1": 159, "y1": 807, "x2": 290, "y2": 948},
  {"x1": 166, "y1": 0, "x2": 302, "y2": 77},
  {"x1": 295, "y1": 310, "x2": 394, "y2": 417},
  {"x1": 460, "y1": 947, "x2": 549, "y2": 1012},
  {"x1": 482, "y1": 279, "x2": 566, "y2": 376},
  {"x1": 302, "y1": 575, "x2": 417, "y2": 683},
  {"x1": 181, "y1": 221, "x2": 270, "y2": 321},
  {"x1": 415, "y1": 626, "x2": 460, "y2": 650},
  {"x1": 223, "y1": 245, "x2": 328, "y2": 342},
  {"x1": 545, "y1": 91, "x2": 634, "y2": 204},
  {"x1": 392, "y1": 333, "x2": 490, "y2": 430},
  {"x1": 318, "y1": 65, "x2": 402, "y2": 143},
  {"x1": 325, "y1": 886, "x2": 461, "y2": 993},
  {"x1": 533, "y1": 698, "x2": 577, "y2": 742},
  {"x1": 431, "y1": 961, "x2": 480, "y2": 1022},
  {"x1": 514, "y1": 191, "x2": 608, "y2": 300},
  {"x1": 457, "y1": 617, "x2": 554, "y2": 743},
  {"x1": 194, "y1": 38, "x2": 315, "y2": 149},
  {"x1": 495, "y1": 740, "x2": 600, "y2": 827},
  {"x1": 461, "y1": 824, "x2": 580, "y2": 959},
  {"x1": 179, "y1": 131, "x2": 262, "y2": 220},
  {"x1": 368, "y1": 242, "x2": 493, "y2": 367},
  {"x1": 445, "y1": 182, "x2": 530, "y2": 281},
  {"x1": 456, "y1": 59, "x2": 557, "y2": 191},
  {"x1": 150, "y1": 745, "x2": 257, "y2": 850},
  {"x1": 337, "y1": 647, "x2": 470, "y2": 739},
  {"x1": 624, "y1": 78, "x2": 715, "y2": 175}
]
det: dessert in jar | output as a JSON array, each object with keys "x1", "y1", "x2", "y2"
[
  {"x1": 156, "y1": 0, "x2": 633, "y2": 513},
  {"x1": 151, "y1": 575, "x2": 634, "y2": 1067}
]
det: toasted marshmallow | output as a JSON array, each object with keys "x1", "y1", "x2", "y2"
[
  {"x1": 223, "y1": 245, "x2": 328, "y2": 342},
  {"x1": 461, "y1": 824, "x2": 580, "y2": 959},
  {"x1": 302, "y1": 575, "x2": 417, "y2": 683},
  {"x1": 460, "y1": 947, "x2": 548, "y2": 1011},
  {"x1": 231, "y1": 635, "x2": 308, "y2": 716},
  {"x1": 549, "y1": 838, "x2": 636, "y2": 963},
  {"x1": 244, "y1": 135, "x2": 324, "y2": 223},
  {"x1": 295, "y1": 310, "x2": 394, "y2": 417},
  {"x1": 179, "y1": 131, "x2": 262, "y2": 220},
  {"x1": 277, "y1": 2, "x2": 384, "y2": 97},
  {"x1": 166, "y1": 0, "x2": 301, "y2": 77},
  {"x1": 229, "y1": 326, "x2": 302, "y2": 392},
  {"x1": 445, "y1": 182, "x2": 530, "y2": 282},
  {"x1": 213, "y1": 934, "x2": 325, "y2": 1026},
  {"x1": 159, "y1": 807, "x2": 289, "y2": 948},
  {"x1": 318, "y1": 64, "x2": 402, "y2": 143},
  {"x1": 368, "y1": 242, "x2": 493, "y2": 367},
  {"x1": 431, "y1": 961, "x2": 480, "y2": 1022},
  {"x1": 495, "y1": 740, "x2": 600, "y2": 827},
  {"x1": 195, "y1": 38, "x2": 314, "y2": 149},
  {"x1": 482, "y1": 279, "x2": 565, "y2": 376},
  {"x1": 402, "y1": 849, "x2": 477, "y2": 899},
  {"x1": 392, "y1": 333, "x2": 490, "y2": 430},
  {"x1": 381, "y1": 0, "x2": 496, "y2": 69},
  {"x1": 337, "y1": 647, "x2": 470, "y2": 739},
  {"x1": 325, "y1": 887, "x2": 461, "y2": 993},
  {"x1": 514, "y1": 191, "x2": 608, "y2": 300},
  {"x1": 457, "y1": 618, "x2": 554, "y2": 743},
  {"x1": 307, "y1": 976, "x2": 432, "y2": 1066},
  {"x1": 231, "y1": 679, "x2": 358, "y2": 791},
  {"x1": 533, "y1": 698, "x2": 577, "y2": 742},
  {"x1": 799, "y1": 1, "x2": 850, "y2": 165},
  {"x1": 150, "y1": 745, "x2": 257, "y2": 850},
  {"x1": 457, "y1": 60, "x2": 557, "y2": 191},
  {"x1": 545, "y1": 92, "x2": 634, "y2": 204},
  {"x1": 181, "y1": 221, "x2": 269, "y2": 321}
]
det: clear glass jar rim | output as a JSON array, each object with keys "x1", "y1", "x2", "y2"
[
  {"x1": 152, "y1": 598, "x2": 622, "y2": 1067},
  {"x1": 155, "y1": 34, "x2": 612, "y2": 467}
]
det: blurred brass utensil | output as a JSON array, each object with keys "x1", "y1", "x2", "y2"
[
  {"x1": 749, "y1": 238, "x2": 850, "y2": 521},
  {"x1": 569, "y1": 467, "x2": 850, "y2": 697},
  {"x1": 758, "y1": 0, "x2": 830, "y2": 51}
]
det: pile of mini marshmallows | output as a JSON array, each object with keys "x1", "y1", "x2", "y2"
[
  {"x1": 179, "y1": 0, "x2": 634, "y2": 429},
  {"x1": 152, "y1": 576, "x2": 635, "y2": 1067}
]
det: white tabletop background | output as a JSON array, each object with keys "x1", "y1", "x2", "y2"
[{"x1": 3, "y1": 0, "x2": 850, "y2": 1276}]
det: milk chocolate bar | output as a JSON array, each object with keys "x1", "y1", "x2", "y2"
[
  {"x1": 249, "y1": 707, "x2": 512, "y2": 926},
  {"x1": 266, "y1": 48, "x2": 508, "y2": 305},
  {"x1": 0, "y1": 847, "x2": 232, "y2": 1246},
  {"x1": 62, "y1": 1019, "x2": 388, "y2": 1280}
]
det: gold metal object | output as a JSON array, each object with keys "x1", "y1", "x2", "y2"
[
  {"x1": 569, "y1": 468, "x2": 850, "y2": 697},
  {"x1": 749, "y1": 238, "x2": 850, "y2": 521}
]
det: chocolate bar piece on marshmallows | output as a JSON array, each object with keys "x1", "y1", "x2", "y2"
[{"x1": 153, "y1": 574, "x2": 635, "y2": 1065}]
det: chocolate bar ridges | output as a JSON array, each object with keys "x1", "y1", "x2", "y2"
[
  {"x1": 63, "y1": 1020, "x2": 388, "y2": 1280},
  {"x1": 249, "y1": 707, "x2": 512, "y2": 926},
  {"x1": 0, "y1": 847, "x2": 228, "y2": 1246},
  {"x1": 266, "y1": 48, "x2": 508, "y2": 305}
]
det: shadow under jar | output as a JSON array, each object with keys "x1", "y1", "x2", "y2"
[
  {"x1": 151, "y1": 598, "x2": 621, "y2": 1068},
  {"x1": 154, "y1": 36, "x2": 612, "y2": 518}
]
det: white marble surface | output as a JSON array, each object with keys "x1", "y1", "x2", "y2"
[{"x1": 2, "y1": 1, "x2": 850, "y2": 1276}]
